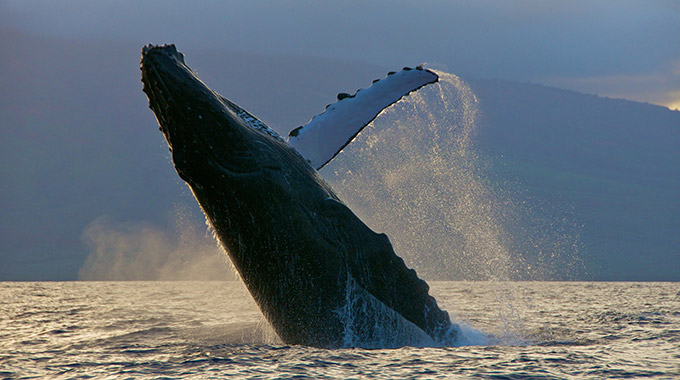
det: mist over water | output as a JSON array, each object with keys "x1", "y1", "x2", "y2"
[
  {"x1": 79, "y1": 205, "x2": 234, "y2": 281},
  {"x1": 325, "y1": 71, "x2": 584, "y2": 282}
]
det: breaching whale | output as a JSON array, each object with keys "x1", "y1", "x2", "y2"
[{"x1": 140, "y1": 44, "x2": 456, "y2": 348}]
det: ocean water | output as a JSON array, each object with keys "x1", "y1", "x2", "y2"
[{"x1": 1, "y1": 281, "x2": 678, "y2": 379}]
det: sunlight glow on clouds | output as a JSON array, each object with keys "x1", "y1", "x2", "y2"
[
  {"x1": 665, "y1": 92, "x2": 680, "y2": 111},
  {"x1": 541, "y1": 66, "x2": 680, "y2": 110}
]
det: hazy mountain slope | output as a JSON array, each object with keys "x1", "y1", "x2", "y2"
[{"x1": 469, "y1": 79, "x2": 680, "y2": 280}]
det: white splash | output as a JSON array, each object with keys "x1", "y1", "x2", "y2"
[
  {"x1": 325, "y1": 71, "x2": 517, "y2": 281},
  {"x1": 336, "y1": 272, "x2": 435, "y2": 349},
  {"x1": 324, "y1": 71, "x2": 583, "y2": 345}
]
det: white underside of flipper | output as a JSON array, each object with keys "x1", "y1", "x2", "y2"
[{"x1": 288, "y1": 67, "x2": 439, "y2": 170}]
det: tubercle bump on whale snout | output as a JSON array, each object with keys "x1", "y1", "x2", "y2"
[
  {"x1": 141, "y1": 43, "x2": 185, "y2": 65},
  {"x1": 139, "y1": 43, "x2": 190, "y2": 101}
]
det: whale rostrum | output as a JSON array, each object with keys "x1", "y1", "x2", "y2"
[{"x1": 140, "y1": 44, "x2": 455, "y2": 348}]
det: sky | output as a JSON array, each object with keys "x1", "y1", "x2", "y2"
[{"x1": 2, "y1": 0, "x2": 679, "y2": 109}]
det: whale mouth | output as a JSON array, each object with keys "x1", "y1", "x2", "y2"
[{"x1": 141, "y1": 44, "x2": 266, "y2": 177}]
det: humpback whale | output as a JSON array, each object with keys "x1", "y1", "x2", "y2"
[{"x1": 140, "y1": 44, "x2": 456, "y2": 348}]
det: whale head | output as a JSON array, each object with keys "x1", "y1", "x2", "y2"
[
  {"x1": 140, "y1": 44, "x2": 284, "y2": 184},
  {"x1": 140, "y1": 44, "x2": 333, "y2": 254}
]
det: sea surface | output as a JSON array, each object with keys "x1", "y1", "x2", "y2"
[{"x1": 1, "y1": 281, "x2": 678, "y2": 379}]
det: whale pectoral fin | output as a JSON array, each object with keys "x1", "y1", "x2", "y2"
[{"x1": 288, "y1": 67, "x2": 439, "y2": 170}]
